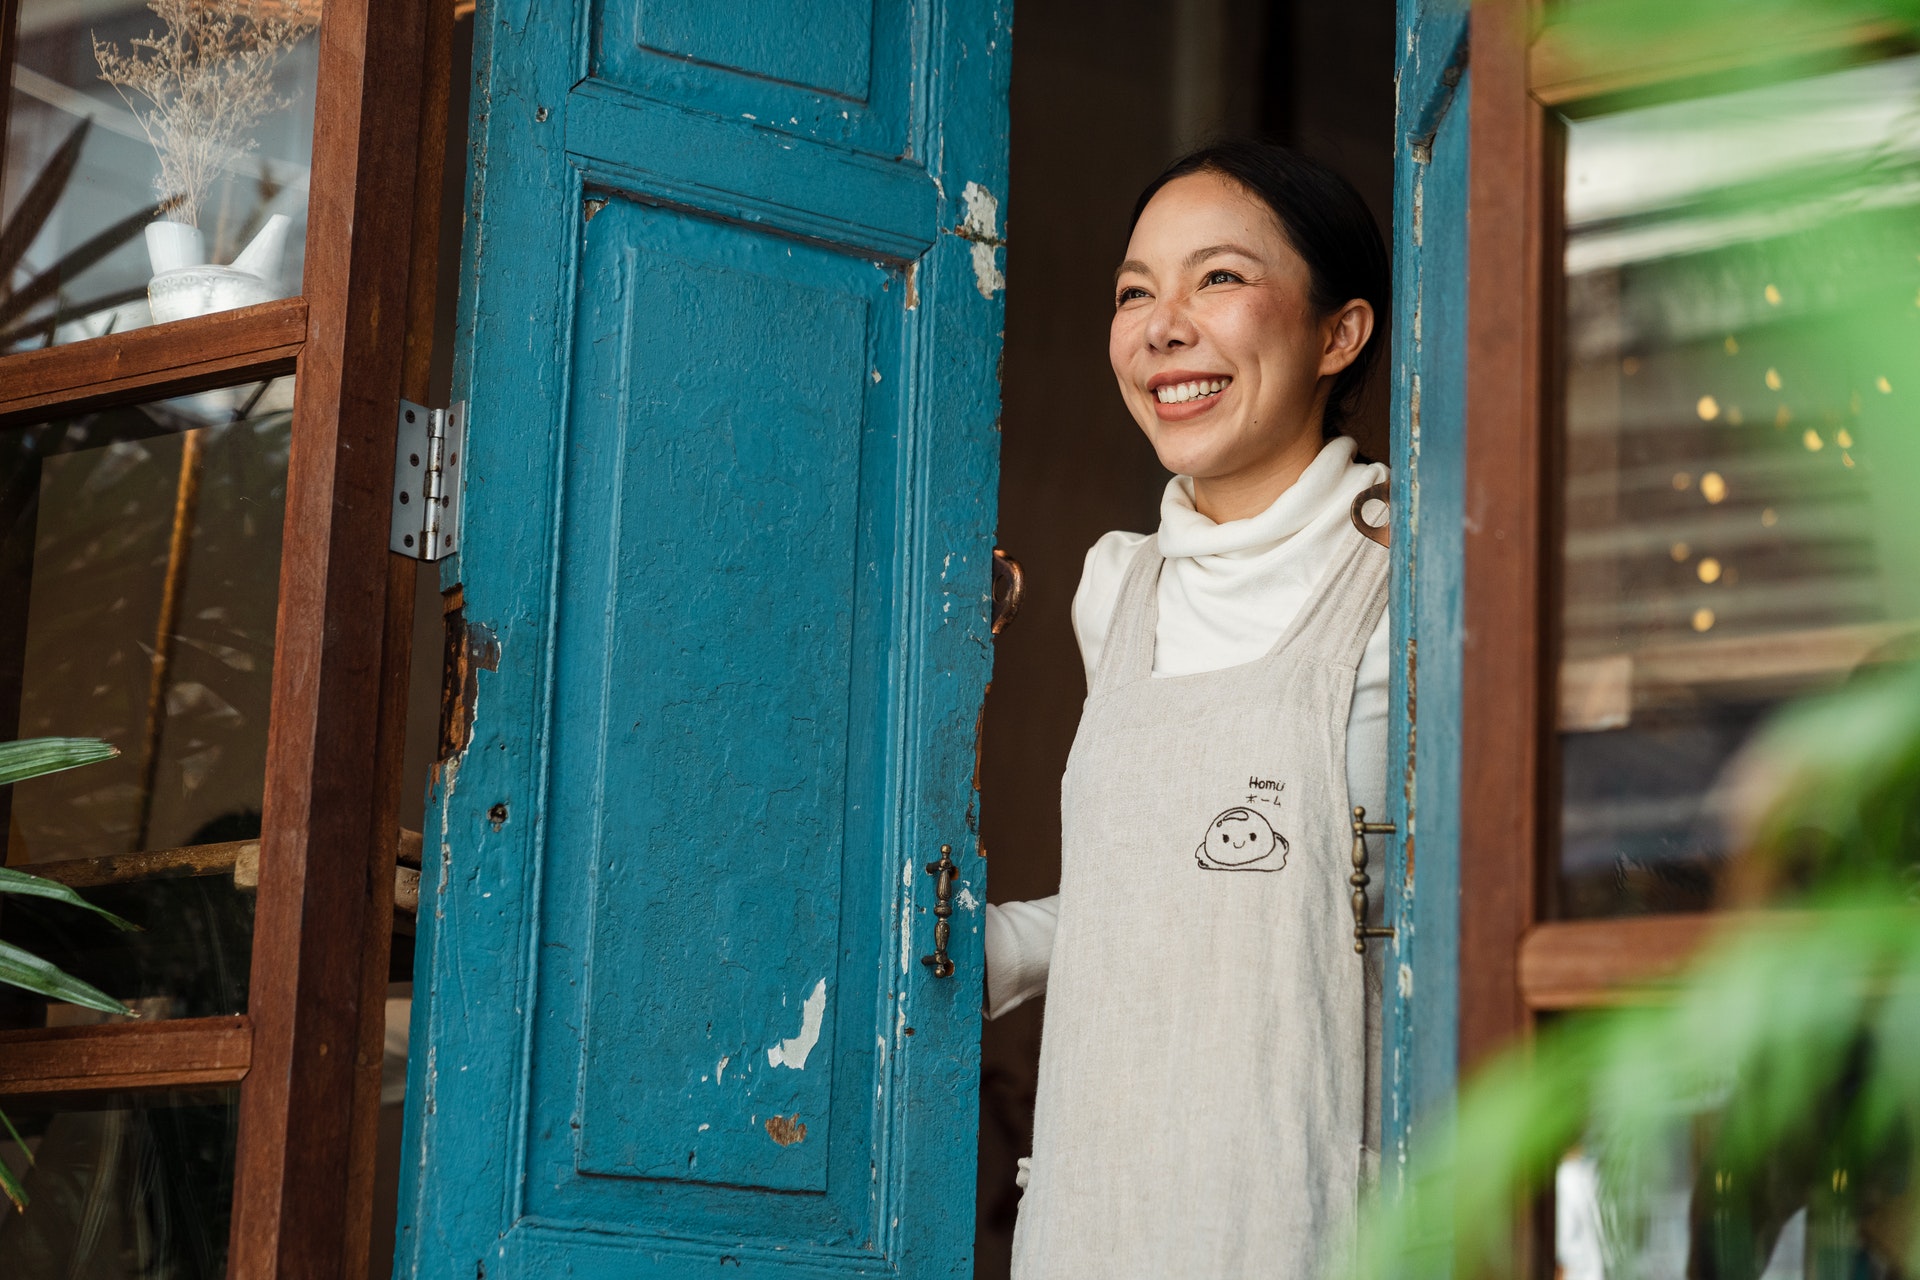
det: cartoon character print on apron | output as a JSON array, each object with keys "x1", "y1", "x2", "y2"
[{"x1": 1012, "y1": 522, "x2": 1388, "y2": 1280}]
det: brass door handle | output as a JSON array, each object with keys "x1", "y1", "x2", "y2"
[
  {"x1": 921, "y1": 845, "x2": 957, "y2": 978},
  {"x1": 1350, "y1": 807, "x2": 1398, "y2": 954},
  {"x1": 991, "y1": 549, "x2": 1025, "y2": 637}
]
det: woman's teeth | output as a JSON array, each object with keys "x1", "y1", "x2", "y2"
[{"x1": 1154, "y1": 378, "x2": 1229, "y2": 404}]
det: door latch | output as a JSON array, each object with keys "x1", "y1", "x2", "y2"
[
  {"x1": 921, "y1": 845, "x2": 957, "y2": 978},
  {"x1": 391, "y1": 399, "x2": 466, "y2": 562},
  {"x1": 1350, "y1": 807, "x2": 1397, "y2": 953},
  {"x1": 991, "y1": 548, "x2": 1025, "y2": 636}
]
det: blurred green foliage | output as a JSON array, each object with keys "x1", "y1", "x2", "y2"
[
  {"x1": 1351, "y1": 3, "x2": 1920, "y2": 1275},
  {"x1": 1355, "y1": 665, "x2": 1920, "y2": 1276}
]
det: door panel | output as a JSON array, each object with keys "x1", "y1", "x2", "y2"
[
  {"x1": 398, "y1": 1, "x2": 1011, "y2": 1276},
  {"x1": 556, "y1": 206, "x2": 890, "y2": 1211},
  {"x1": 1384, "y1": 0, "x2": 1469, "y2": 1177},
  {"x1": 592, "y1": 0, "x2": 912, "y2": 155}
]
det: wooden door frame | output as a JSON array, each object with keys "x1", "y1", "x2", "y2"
[
  {"x1": 1458, "y1": 0, "x2": 1550, "y2": 1074},
  {"x1": 0, "y1": 0, "x2": 454, "y2": 1274}
]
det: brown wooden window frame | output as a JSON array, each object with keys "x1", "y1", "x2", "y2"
[
  {"x1": 1463, "y1": 0, "x2": 1918, "y2": 1065},
  {"x1": 0, "y1": 0, "x2": 455, "y2": 1274}
]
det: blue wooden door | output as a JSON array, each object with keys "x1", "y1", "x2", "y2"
[
  {"x1": 1383, "y1": 0, "x2": 1468, "y2": 1182},
  {"x1": 395, "y1": 3, "x2": 1011, "y2": 1277}
]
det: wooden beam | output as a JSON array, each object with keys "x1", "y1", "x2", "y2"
[
  {"x1": 22, "y1": 839, "x2": 256, "y2": 889},
  {"x1": 340, "y1": 0, "x2": 455, "y2": 1271},
  {"x1": 0, "y1": 298, "x2": 306, "y2": 427},
  {"x1": 1460, "y1": 0, "x2": 1551, "y2": 1073},
  {"x1": 0, "y1": 1016, "x2": 251, "y2": 1102},
  {"x1": 1519, "y1": 914, "x2": 1714, "y2": 1009},
  {"x1": 228, "y1": 0, "x2": 433, "y2": 1274},
  {"x1": 19, "y1": 828, "x2": 420, "y2": 892}
]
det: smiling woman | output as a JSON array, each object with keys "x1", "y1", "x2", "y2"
[
  {"x1": 1107, "y1": 152, "x2": 1385, "y2": 522},
  {"x1": 982, "y1": 140, "x2": 1393, "y2": 1280}
]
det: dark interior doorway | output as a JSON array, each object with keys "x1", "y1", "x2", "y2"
[{"x1": 976, "y1": 2, "x2": 1396, "y2": 1273}]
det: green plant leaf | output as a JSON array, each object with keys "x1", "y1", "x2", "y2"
[
  {"x1": 0, "y1": 738, "x2": 118, "y2": 787},
  {"x1": 0, "y1": 940, "x2": 131, "y2": 1017},
  {"x1": 0, "y1": 1149, "x2": 24, "y2": 1212},
  {"x1": 0, "y1": 1106, "x2": 30, "y2": 1211},
  {"x1": 0, "y1": 868, "x2": 138, "y2": 932}
]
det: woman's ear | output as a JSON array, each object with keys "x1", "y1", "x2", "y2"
[{"x1": 1318, "y1": 299, "x2": 1376, "y2": 377}]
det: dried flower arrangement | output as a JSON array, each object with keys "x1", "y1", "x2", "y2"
[{"x1": 92, "y1": 0, "x2": 317, "y2": 231}]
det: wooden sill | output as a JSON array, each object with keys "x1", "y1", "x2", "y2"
[
  {"x1": 1519, "y1": 913, "x2": 1715, "y2": 1009},
  {"x1": 0, "y1": 297, "x2": 307, "y2": 428},
  {"x1": 18, "y1": 827, "x2": 422, "y2": 894},
  {"x1": 0, "y1": 1016, "x2": 251, "y2": 1103}
]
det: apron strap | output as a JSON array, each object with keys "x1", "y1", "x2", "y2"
[
  {"x1": 1089, "y1": 537, "x2": 1164, "y2": 694},
  {"x1": 1264, "y1": 523, "x2": 1390, "y2": 671}
]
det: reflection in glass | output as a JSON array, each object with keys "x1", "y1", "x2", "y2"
[
  {"x1": 0, "y1": 379, "x2": 292, "y2": 1028},
  {"x1": 0, "y1": 1091, "x2": 237, "y2": 1279},
  {"x1": 1556, "y1": 57, "x2": 1920, "y2": 917},
  {"x1": 1555, "y1": 1130, "x2": 1906, "y2": 1280},
  {"x1": 1, "y1": 0, "x2": 317, "y2": 352}
]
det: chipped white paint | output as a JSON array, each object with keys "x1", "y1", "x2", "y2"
[
  {"x1": 698, "y1": 1122, "x2": 710, "y2": 1132},
  {"x1": 961, "y1": 181, "x2": 1005, "y2": 298},
  {"x1": 1398, "y1": 963, "x2": 1414, "y2": 999},
  {"x1": 716, "y1": 1054, "x2": 730, "y2": 1084},
  {"x1": 970, "y1": 243, "x2": 1005, "y2": 298},
  {"x1": 956, "y1": 885, "x2": 979, "y2": 912},
  {"x1": 767, "y1": 979, "x2": 827, "y2": 1070},
  {"x1": 961, "y1": 181, "x2": 998, "y2": 240},
  {"x1": 901, "y1": 860, "x2": 917, "y2": 973}
]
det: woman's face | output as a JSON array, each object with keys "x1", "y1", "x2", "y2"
[{"x1": 1109, "y1": 171, "x2": 1371, "y2": 519}]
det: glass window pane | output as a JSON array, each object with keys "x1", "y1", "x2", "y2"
[
  {"x1": 0, "y1": 378, "x2": 293, "y2": 1028},
  {"x1": 2, "y1": 0, "x2": 318, "y2": 353},
  {"x1": 1554, "y1": 1135, "x2": 1901, "y2": 1280},
  {"x1": 1554, "y1": 56, "x2": 1920, "y2": 918},
  {"x1": 0, "y1": 1090, "x2": 238, "y2": 1278}
]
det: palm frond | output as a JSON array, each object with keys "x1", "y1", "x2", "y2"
[
  {"x1": 0, "y1": 868, "x2": 139, "y2": 932},
  {"x1": 0, "y1": 738, "x2": 118, "y2": 787},
  {"x1": 0, "y1": 118, "x2": 91, "y2": 282},
  {"x1": 0, "y1": 201, "x2": 167, "y2": 332},
  {"x1": 0, "y1": 940, "x2": 133, "y2": 1018}
]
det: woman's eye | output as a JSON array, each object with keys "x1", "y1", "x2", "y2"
[
  {"x1": 1116, "y1": 286, "x2": 1148, "y2": 305},
  {"x1": 1203, "y1": 269, "x2": 1243, "y2": 286}
]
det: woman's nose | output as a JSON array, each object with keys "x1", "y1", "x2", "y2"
[{"x1": 1144, "y1": 296, "x2": 1196, "y2": 351}]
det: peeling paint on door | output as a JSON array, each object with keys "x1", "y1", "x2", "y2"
[
  {"x1": 766, "y1": 979, "x2": 827, "y2": 1070},
  {"x1": 764, "y1": 1114, "x2": 806, "y2": 1146},
  {"x1": 956, "y1": 180, "x2": 1005, "y2": 298}
]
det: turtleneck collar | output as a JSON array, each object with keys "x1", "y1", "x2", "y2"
[{"x1": 1156, "y1": 436, "x2": 1362, "y2": 561}]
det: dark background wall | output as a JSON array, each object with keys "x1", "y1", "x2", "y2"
[{"x1": 973, "y1": 1, "x2": 1394, "y2": 1273}]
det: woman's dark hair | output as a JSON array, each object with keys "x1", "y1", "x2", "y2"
[{"x1": 1130, "y1": 140, "x2": 1389, "y2": 436}]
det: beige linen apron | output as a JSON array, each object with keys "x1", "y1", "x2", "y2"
[{"x1": 1011, "y1": 523, "x2": 1388, "y2": 1280}]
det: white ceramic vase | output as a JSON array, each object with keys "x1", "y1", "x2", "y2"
[{"x1": 146, "y1": 214, "x2": 292, "y2": 325}]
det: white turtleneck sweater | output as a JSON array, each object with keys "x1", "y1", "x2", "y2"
[{"x1": 983, "y1": 436, "x2": 1390, "y2": 1019}]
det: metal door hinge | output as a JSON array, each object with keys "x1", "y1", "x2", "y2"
[{"x1": 390, "y1": 399, "x2": 466, "y2": 561}]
